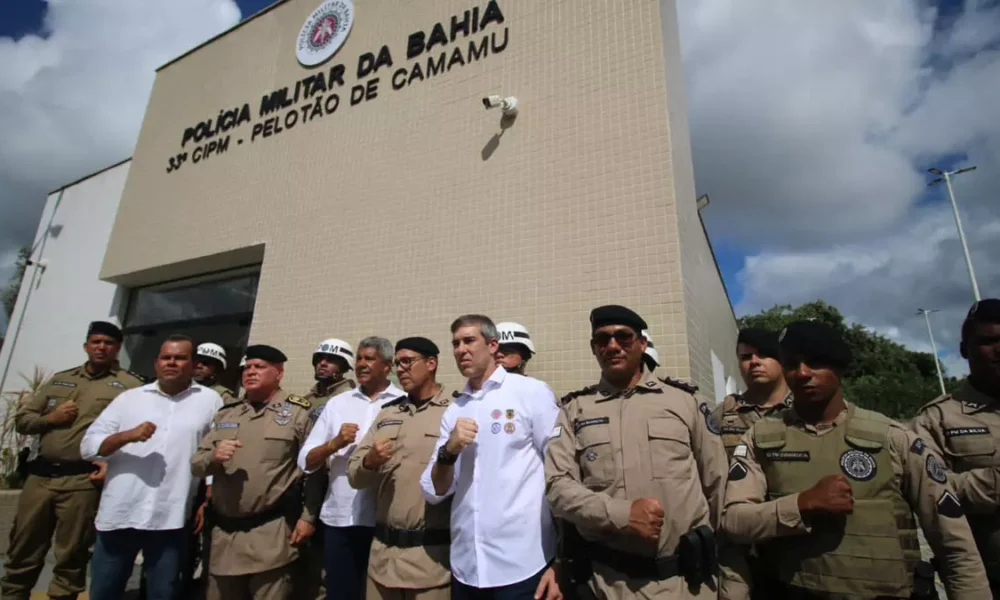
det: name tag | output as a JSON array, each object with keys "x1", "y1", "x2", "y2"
[
  {"x1": 763, "y1": 450, "x2": 810, "y2": 462},
  {"x1": 216, "y1": 422, "x2": 239, "y2": 429},
  {"x1": 944, "y1": 427, "x2": 989, "y2": 437},
  {"x1": 574, "y1": 417, "x2": 609, "y2": 433},
  {"x1": 377, "y1": 419, "x2": 403, "y2": 429},
  {"x1": 721, "y1": 426, "x2": 747, "y2": 435},
  {"x1": 52, "y1": 381, "x2": 76, "y2": 388}
]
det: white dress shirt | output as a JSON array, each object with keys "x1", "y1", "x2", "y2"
[
  {"x1": 419, "y1": 367, "x2": 559, "y2": 588},
  {"x1": 81, "y1": 382, "x2": 222, "y2": 532},
  {"x1": 299, "y1": 382, "x2": 405, "y2": 527}
]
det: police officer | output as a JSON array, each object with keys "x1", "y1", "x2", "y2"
[
  {"x1": 494, "y1": 322, "x2": 536, "y2": 375},
  {"x1": 348, "y1": 337, "x2": 453, "y2": 600},
  {"x1": 721, "y1": 320, "x2": 990, "y2": 599},
  {"x1": 191, "y1": 344, "x2": 321, "y2": 600},
  {"x1": 712, "y1": 328, "x2": 791, "y2": 459},
  {"x1": 545, "y1": 305, "x2": 728, "y2": 599},
  {"x1": 297, "y1": 338, "x2": 358, "y2": 600},
  {"x1": 912, "y1": 298, "x2": 1000, "y2": 596},
  {"x1": 0, "y1": 320, "x2": 143, "y2": 600},
  {"x1": 195, "y1": 342, "x2": 237, "y2": 402},
  {"x1": 641, "y1": 329, "x2": 660, "y2": 374}
]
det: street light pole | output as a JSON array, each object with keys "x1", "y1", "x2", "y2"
[
  {"x1": 928, "y1": 166, "x2": 981, "y2": 302},
  {"x1": 916, "y1": 308, "x2": 946, "y2": 395}
]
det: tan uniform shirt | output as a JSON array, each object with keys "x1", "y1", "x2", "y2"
[
  {"x1": 711, "y1": 391, "x2": 791, "y2": 457},
  {"x1": 209, "y1": 383, "x2": 237, "y2": 404},
  {"x1": 347, "y1": 386, "x2": 452, "y2": 589},
  {"x1": 16, "y1": 364, "x2": 144, "y2": 491},
  {"x1": 545, "y1": 369, "x2": 728, "y2": 599},
  {"x1": 303, "y1": 378, "x2": 356, "y2": 416},
  {"x1": 912, "y1": 383, "x2": 1000, "y2": 574},
  {"x1": 191, "y1": 389, "x2": 320, "y2": 576},
  {"x1": 722, "y1": 402, "x2": 991, "y2": 599}
]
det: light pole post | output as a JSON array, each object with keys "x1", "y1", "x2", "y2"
[
  {"x1": 917, "y1": 308, "x2": 946, "y2": 395},
  {"x1": 928, "y1": 166, "x2": 981, "y2": 302}
]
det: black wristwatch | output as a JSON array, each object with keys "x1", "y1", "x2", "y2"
[{"x1": 436, "y1": 445, "x2": 459, "y2": 466}]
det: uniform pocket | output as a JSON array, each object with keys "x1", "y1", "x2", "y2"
[
  {"x1": 648, "y1": 418, "x2": 692, "y2": 479},
  {"x1": 945, "y1": 433, "x2": 995, "y2": 461},
  {"x1": 262, "y1": 429, "x2": 295, "y2": 461},
  {"x1": 575, "y1": 424, "x2": 615, "y2": 486}
]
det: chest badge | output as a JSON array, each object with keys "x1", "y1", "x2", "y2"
[
  {"x1": 274, "y1": 401, "x2": 292, "y2": 426},
  {"x1": 584, "y1": 448, "x2": 598, "y2": 462},
  {"x1": 491, "y1": 423, "x2": 502, "y2": 434},
  {"x1": 504, "y1": 422, "x2": 515, "y2": 434},
  {"x1": 491, "y1": 409, "x2": 502, "y2": 420},
  {"x1": 108, "y1": 380, "x2": 126, "y2": 389},
  {"x1": 840, "y1": 449, "x2": 877, "y2": 482},
  {"x1": 45, "y1": 398, "x2": 58, "y2": 411},
  {"x1": 506, "y1": 409, "x2": 515, "y2": 420}
]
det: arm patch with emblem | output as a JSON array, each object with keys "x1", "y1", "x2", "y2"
[{"x1": 699, "y1": 403, "x2": 721, "y2": 435}]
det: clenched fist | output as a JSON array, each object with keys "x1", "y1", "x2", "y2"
[
  {"x1": 363, "y1": 438, "x2": 395, "y2": 469},
  {"x1": 626, "y1": 497, "x2": 664, "y2": 542},
  {"x1": 798, "y1": 474, "x2": 854, "y2": 516},
  {"x1": 330, "y1": 423, "x2": 360, "y2": 451},
  {"x1": 128, "y1": 422, "x2": 157, "y2": 443},
  {"x1": 46, "y1": 400, "x2": 79, "y2": 426},
  {"x1": 445, "y1": 418, "x2": 478, "y2": 455},
  {"x1": 212, "y1": 439, "x2": 243, "y2": 464}
]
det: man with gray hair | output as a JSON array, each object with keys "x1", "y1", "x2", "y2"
[{"x1": 299, "y1": 336, "x2": 405, "y2": 600}]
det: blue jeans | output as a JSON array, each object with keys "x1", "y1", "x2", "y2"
[
  {"x1": 90, "y1": 528, "x2": 188, "y2": 600},
  {"x1": 451, "y1": 568, "x2": 546, "y2": 600},
  {"x1": 324, "y1": 525, "x2": 374, "y2": 600}
]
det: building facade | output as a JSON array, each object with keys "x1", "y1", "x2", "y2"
[{"x1": 3, "y1": 0, "x2": 740, "y2": 402}]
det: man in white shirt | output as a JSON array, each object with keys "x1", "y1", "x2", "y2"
[
  {"x1": 81, "y1": 334, "x2": 222, "y2": 600},
  {"x1": 299, "y1": 336, "x2": 405, "y2": 600},
  {"x1": 420, "y1": 315, "x2": 562, "y2": 600}
]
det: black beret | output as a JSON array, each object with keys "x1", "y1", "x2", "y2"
[
  {"x1": 737, "y1": 328, "x2": 780, "y2": 359},
  {"x1": 87, "y1": 321, "x2": 123, "y2": 342},
  {"x1": 395, "y1": 336, "x2": 439, "y2": 357},
  {"x1": 243, "y1": 344, "x2": 288, "y2": 364},
  {"x1": 590, "y1": 305, "x2": 647, "y2": 333},
  {"x1": 778, "y1": 320, "x2": 852, "y2": 369}
]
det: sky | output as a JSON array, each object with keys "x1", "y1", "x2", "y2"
[{"x1": 0, "y1": 0, "x2": 998, "y2": 377}]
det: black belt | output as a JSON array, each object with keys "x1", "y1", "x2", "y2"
[
  {"x1": 25, "y1": 458, "x2": 96, "y2": 478},
  {"x1": 374, "y1": 524, "x2": 450, "y2": 548},
  {"x1": 211, "y1": 502, "x2": 293, "y2": 533},
  {"x1": 584, "y1": 542, "x2": 679, "y2": 580}
]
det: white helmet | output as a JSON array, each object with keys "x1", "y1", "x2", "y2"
[
  {"x1": 313, "y1": 338, "x2": 355, "y2": 369},
  {"x1": 196, "y1": 343, "x2": 227, "y2": 369},
  {"x1": 239, "y1": 355, "x2": 246, "y2": 369},
  {"x1": 642, "y1": 330, "x2": 660, "y2": 368},
  {"x1": 495, "y1": 322, "x2": 536, "y2": 355}
]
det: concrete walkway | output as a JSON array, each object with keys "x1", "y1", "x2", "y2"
[{"x1": 0, "y1": 550, "x2": 142, "y2": 599}]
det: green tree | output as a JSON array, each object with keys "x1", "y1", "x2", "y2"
[
  {"x1": 1, "y1": 246, "x2": 31, "y2": 320},
  {"x1": 738, "y1": 300, "x2": 964, "y2": 420}
]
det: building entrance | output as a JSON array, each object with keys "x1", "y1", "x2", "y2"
[{"x1": 121, "y1": 268, "x2": 259, "y2": 392}]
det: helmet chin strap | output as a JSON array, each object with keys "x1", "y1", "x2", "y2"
[{"x1": 195, "y1": 374, "x2": 216, "y2": 386}]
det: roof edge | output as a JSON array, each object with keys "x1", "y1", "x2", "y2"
[
  {"x1": 696, "y1": 207, "x2": 738, "y2": 323},
  {"x1": 48, "y1": 157, "x2": 132, "y2": 196},
  {"x1": 156, "y1": 0, "x2": 291, "y2": 72}
]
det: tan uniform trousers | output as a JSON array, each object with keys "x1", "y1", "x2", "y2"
[
  {"x1": 367, "y1": 578, "x2": 450, "y2": 600},
  {"x1": 0, "y1": 476, "x2": 99, "y2": 600},
  {"x1": 208, "y1": 564, "x2": 293, "y2": 600}
]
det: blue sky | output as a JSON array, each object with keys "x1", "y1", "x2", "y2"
[{"x1": 1, "y1": 0, "x2": 998, "y2": 380}]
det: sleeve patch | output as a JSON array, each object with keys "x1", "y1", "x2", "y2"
[
  {"x1": 699, "y1": 403, "x2": 721, "y2": 435},
  {"x1": 926, "y1": 454, "x2": 948, "y2": 484},
  {"x1": 728, "y1": 462, "x2": 748, "y2": 481},
  {"x1": 733, "y1": 444, "x2": 748, "y2": 458},
  {"x1": 550, "y1": 425, "x2": 562, "y2": 439},
  {"x1": 937, "y1": 490, "x2": 964, "y2": 518},
  {"x1": 909, "y1": 438, "x2": 925, "y2": 455}
]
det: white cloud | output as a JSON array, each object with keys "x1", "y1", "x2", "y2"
[
  {"x1": 679, "y1": 0, "x2": 1000, "y2": 373},
  {"x1": 0, "y1": 0, "x2": 241, "y2": 286}
]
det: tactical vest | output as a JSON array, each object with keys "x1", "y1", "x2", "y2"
[
  {"x1": 755, "y1": 406, "x2": 920, "y2": 598},
  {"x1": 718, "y1": 395, "x2": 752, "y2": 454}
]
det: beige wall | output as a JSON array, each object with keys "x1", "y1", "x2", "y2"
[{"x1": 102, "y1": 0, "x2": 731, "y2": 396}]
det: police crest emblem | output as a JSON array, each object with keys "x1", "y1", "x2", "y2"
[{"x1": 840, "y1": 449, "x2": 876, "y2": 482}]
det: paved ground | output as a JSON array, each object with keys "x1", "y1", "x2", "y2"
[{"x1": 0, "y1": 551, "x2": 142, "y2": 599}]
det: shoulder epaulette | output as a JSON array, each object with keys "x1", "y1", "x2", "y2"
[
  {"x1": 916, "y1": 393, "x2": 954, "y2": 414},
  {"x1": 221, "y1": 400, "x2": 243, "y2": 410},
  {"x1": 126, "y1": 370, "x2": 151, "y2": 383},
  {"x1": 286, "y1": 395, "x2": 311, "y2": 409},
  {"x1": 54, "y1": 366, "x2": 78, "y2": 377},
  {"x1": 559, "y1": 384, "x2": 599, "y2": 406},
  {"x1": 659, "y1": 376, "x2": 699, "y2": 394}
]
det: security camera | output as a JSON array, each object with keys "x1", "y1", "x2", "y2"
[{"x1": 483, "y1": 95, "x2": 518, "y2": 117}]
